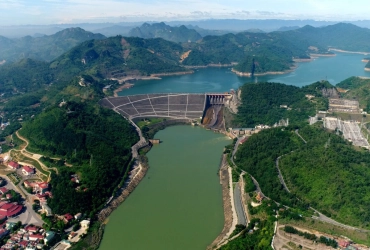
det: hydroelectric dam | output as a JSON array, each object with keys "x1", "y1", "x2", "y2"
[{"x1": 99, "y1": 93, "x2": 235, "y2": 129}]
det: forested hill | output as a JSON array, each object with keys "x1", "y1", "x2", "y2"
[
  {"x1": 0, "y1": 36, "x2": 189, "y2": 94},
  {"x1": 50, "y1": 36, "x2": 188, "y2": 81},
  {"x1": 129, "y1": 22, "x2": 202, "y2": 43},
  {"x1": 233, "y1": 81, "x2": 331, "y2": 127},
  {"x1": 336, "y1": 76, "x2": 370, "y2": 111},
  {"x1": 19, "y1": 101, "x2": 139, "y2": 214},
  {"x1": 0, "y1": 27, "x2": 106, "y2": 63},
  {"x1": 235, "y1": 124, "x2": 370, "y2": 228}
]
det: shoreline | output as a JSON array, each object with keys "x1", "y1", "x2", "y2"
[
  {"x1": 231, "y1": 67, "x2": 296, "y2": 77},
  {"x1": 207, "y1": 155, "x2": 237, "y2": 250},
  {"x1": 184, "y1": 63, "x2": 237, "y2": 69},
  {"x1": 310, "y1": 53, "x2": 336, "y2": 57},
  {"x1": 329, "y1": 48, "x2": 370, "y2": 55}
]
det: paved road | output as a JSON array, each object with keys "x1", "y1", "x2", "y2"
[
  {"x1": 275, "y1": 156, "x2": 291, "y2": 193},
  {"x1": 233, "y1": 184, "x2": 246, "y2": 225},
  {"x1": 295, "y1": 129, "x2": 307, "y2": 144},
  {"x1": 2, "y1": 175, "x2": 43, "y2": 226}
]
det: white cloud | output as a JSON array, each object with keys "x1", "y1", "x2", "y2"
[{"x1": 0, "y1": 0, "x2": 369, "y2": 25}]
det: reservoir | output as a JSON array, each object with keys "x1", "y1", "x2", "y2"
[
  {"x1": 119, "y1": 52, "x2": 370, "y2": 96},
  {"x1": 99, "y1": 126, "x2": 230, "y2": 250}
]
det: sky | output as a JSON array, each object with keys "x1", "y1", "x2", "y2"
[{"x1": 0, "y1": 0, "x2": 369, "y2": 25}]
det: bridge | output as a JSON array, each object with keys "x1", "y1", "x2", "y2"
[{"x1": 99, "y1": 93, "x2": 231, "y2": 121}]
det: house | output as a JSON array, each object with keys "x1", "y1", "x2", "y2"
[
  {"x1": 74, "y1": 213, "x2": 82, "y2": 220},
  {"x1": 68, "y1": 231, "x2": 77, "y2": 240},
  {"x1": 80, "y1": 220, "x2": 90, "y2": 230},
  {"x1": 256, "y1": 192, "x2": 264, "y2": 202},
  {"x1": 33, "y1": 182, "x2": 49, "y2": 194},
  {"x1": 0, "y1": 228, "x2": 9, "y2": 239},
  {"x1": 28, "y1": 234, "x2": 44, "y2": 241},
  {"x1": 7, "y1": 161, "x2": 19, "y2": 170},
  {"x1": 41, "y1": 203, "x2": 52, "y2": 216},
  {"x1": 0, "y1": 187, "x2": 8, "y2": 195},
  {"x1": 23, "y1": 180, "x2": 32, "y2": 188},
  {"x1": 22, "y1": 166, "x2": 35, "y2": 176},
  {"x1": 0, "y1": 202, "x2": 23, "y2": 217},
  {"x1": 19, "y1": 240, "x2": 28, "y2": 248},
  {"x1": 339, "y1": 240, "x2": 350, "y2": 248},
  {"x1": 63, "y1": 213, "x2": 74, "y2": 224},
  {"x1": 44, "y1": 231, "x2": 55, "y2": 245},
  {"x1": 25, "y1": 225, "x2": 39, "y2": 233}
]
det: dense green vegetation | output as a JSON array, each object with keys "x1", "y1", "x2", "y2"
[
  {"x1": 337, "y1": 76, "x2": 370, "y2": 110},
  {"x1": 19, "y1": 101, "x2": 138, "y2": 214},
  {"x1": 280, "y1": 125, "x2": 370, "y2": 227},
  {"x1": 234, "y1": 127, "x2": 306, "y2": 208},
  {"x1": 50, "y1": 36, "x2": 187, "y2": 81},
  {"x1": 0, "y1": 58, "x2": 53, "y2": 94},
  {"x1": 129, "y1": 22, "x2": 202, "y2": 43},
  {"x1": 220, "y1": 200, "x2": 277, "y2": 250},
  {"x1": 0, "y1": 28, "x2": 105, "y2": 63},
  {"x1": 234, "y1": 81, "x2": 330, "y2": 127}
]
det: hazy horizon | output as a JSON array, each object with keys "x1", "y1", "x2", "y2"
[{"x1": 1, "y1": 0, "x2": 369, "y2": 26}]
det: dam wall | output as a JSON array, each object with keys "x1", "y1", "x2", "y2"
[{"x1": 99, "y1": 93, "x2": 232, "y2": 122}]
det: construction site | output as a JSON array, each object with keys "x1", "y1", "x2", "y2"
[
  {"x1": 328, "y1": 98, "x2": 360, "y2": 113},
  {"x1": 324, "y1": 117, "x2": 370, "y2": 148}
]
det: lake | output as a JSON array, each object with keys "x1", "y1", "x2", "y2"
[{"x1": 119, "y1": 52, "x2": 370, "y2": 96}]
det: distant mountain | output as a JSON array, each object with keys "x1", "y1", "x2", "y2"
[
  {"x1": 129, "y1": 22, "x2": 202, "y2": 43},
  {"x1": 0, "y1": 27, "x2": 106, "y2": 62},
  {"x1": 278, "y1": 23, "x2": 370, "y2": 52},
  {"x1": 92, "y1": 25, "x2": 133, "y2": 37},
  {"x1": 276, "y1": 26, "x2": 301, "y2": 31}
]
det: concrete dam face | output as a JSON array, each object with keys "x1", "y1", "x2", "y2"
[{"x1": 99, "y1": 93, "x2": 231, "y2": 128}]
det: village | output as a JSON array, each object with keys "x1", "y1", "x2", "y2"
[{"x1": 0, "y1": 157, "x2": 90, "y2": 250}]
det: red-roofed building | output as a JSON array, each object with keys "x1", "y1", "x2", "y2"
[
  {"x1": 25, "y1": 225, "x2": 39, "y2": 233},
  {"x1": 23, "y1": 180, "x2": 32, "y2": 188},
  {"x1": 19, "y1": 240, "x2": 28, "y2": 248},
  {"x1": 33, "y1": 182, "x2": 49, "y2": 194},
  {"x1": 22, "y1": 166, "x2": 35, "y2": 176},
  {"x1": 0, "y1": 187, "x2": 7, "y2": 195},
  {"x1": 63, "y1": 213, "x2": 74, "y2": 224},
  {"x1": 338, "y1": 240, "x2": 350, "y2": 248},
  {"x1": 29, "y1": 234, "x2": 44, "y2": 241},
  {"x1": 0, "y1": 202, "x2": 23, "y2": 217},
  {"x1": 7, "y1": 161, "x2": 19, "y2": 170}
]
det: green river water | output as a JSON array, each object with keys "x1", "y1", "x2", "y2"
[{"x1": 99, "y1": 126, "x2": 230, "y2": 250}]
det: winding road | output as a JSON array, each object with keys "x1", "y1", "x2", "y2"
[{"x1": 231, "y1": 131, "x2": 370, "y2": 234}]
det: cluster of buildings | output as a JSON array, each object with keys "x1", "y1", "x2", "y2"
[
  {"x1": 0, "y1": 224, "x2": 55, "y2": 250},
  {"x1": 7, "y1": 161, "x2": 35, "y2": 176}
]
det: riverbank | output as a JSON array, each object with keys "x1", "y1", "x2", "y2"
[{"x1": 207, "y1": 155, "x2": 237, "y2": 249}]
